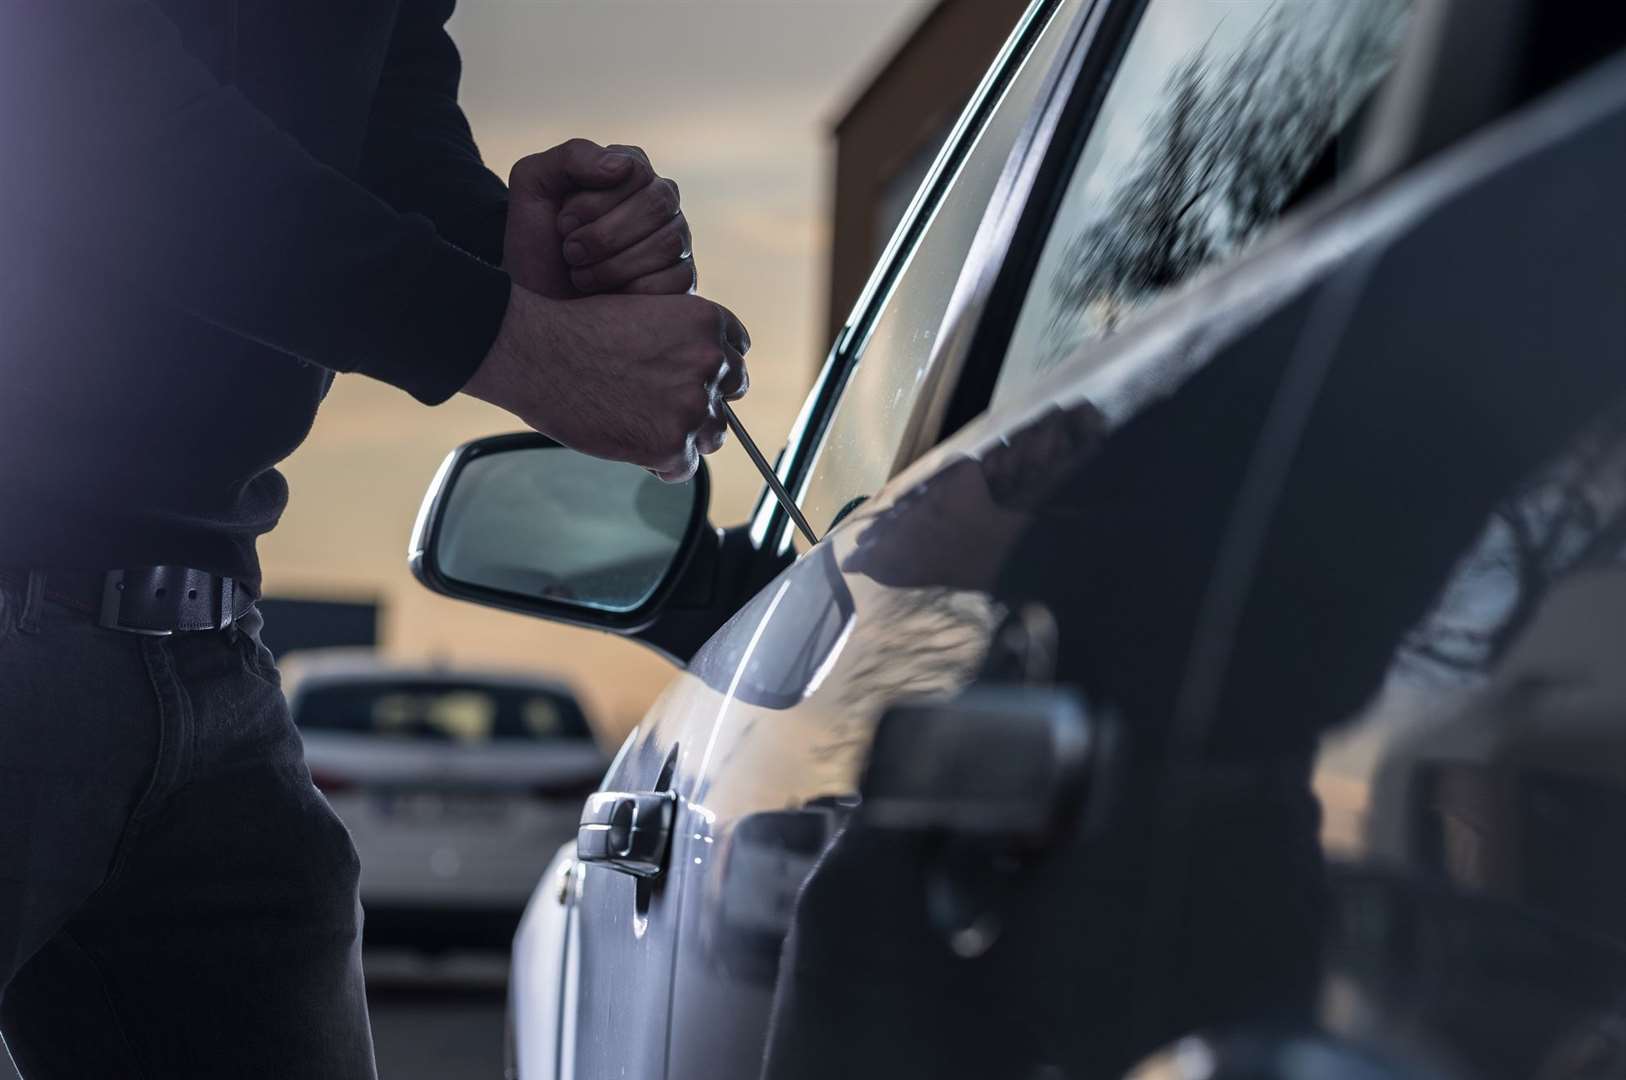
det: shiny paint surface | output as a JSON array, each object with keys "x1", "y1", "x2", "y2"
[{"x1": 503, "y1": 5, "x2": 1626, "y2": 1078}]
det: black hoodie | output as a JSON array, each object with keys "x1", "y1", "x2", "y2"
[{"x1": 0, "y1": 0, "x2": 513, "y2": 588}]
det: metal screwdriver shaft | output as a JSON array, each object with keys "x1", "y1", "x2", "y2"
[{"x1": 719, "y1": 402, "x2": 819, "y2": 547}]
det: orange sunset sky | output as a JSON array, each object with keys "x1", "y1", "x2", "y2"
[{"x1": 259, "y1": 1, "x2": 929, "y2": 740}]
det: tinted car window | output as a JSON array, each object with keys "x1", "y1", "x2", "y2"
[
  {"x1": 993, "y1": 0, "x2": 1411, "y2": 407},
  {"x1": 794, "y1": 0, "x2": 1081, "y2": 538},
  {"x1": 294, "y1": 681, "x2": 590, "y2": 742}
]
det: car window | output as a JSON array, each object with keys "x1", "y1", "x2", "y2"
[
  {"x1": 793, "y1": 0, "x2": 1082, "y2": 539},
  {"x1": 991, "y1": 0, "x2": 1411, "y2": 408},
  {"x1": 294, "y1": 680, "x2": 591, "y2": 742}
]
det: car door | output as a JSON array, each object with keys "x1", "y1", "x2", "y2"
[
  {"x1": 560, "y1": 5, "x2": 1085, "y2": 1078},
  {"x1": 643, "y1": 0, "x2": 1422, "y2": 1076},
  {"x1": 743, "y1": 8, "x2": 1626, "y2": 1079}
]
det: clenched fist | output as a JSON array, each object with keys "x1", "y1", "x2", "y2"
[
  {"x1": 503, "y1": 140, "x2": 695, "y2": 301},
  {"x1": 463, "y1": 285, "x2": 748, "y2": 483},
  {"x1": 469, "y1": 138, "x2": 745, "y2": 482}
]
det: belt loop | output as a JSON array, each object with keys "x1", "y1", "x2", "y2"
[{"x1": 19, "y1": 571, "x2": 46, "y2": 634}]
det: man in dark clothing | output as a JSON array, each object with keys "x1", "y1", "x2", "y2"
[{"x1": 0, "y1": 1, "x2": 747, "y2": 1075}]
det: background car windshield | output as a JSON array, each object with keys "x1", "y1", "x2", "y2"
[
  {"x1": 992, "y1": 0, "x2": 1411, "y2": 407},
  {"x1": 793, "y1": 0, "x2": 1081, "y2": 539},
  {"x1": 295, "y1": 681, "x2": 591, "y2": 743}
]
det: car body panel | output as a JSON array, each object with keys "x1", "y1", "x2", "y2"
[
  {"x1": 669, "y1": 42, "x2": 1626, "y2": 1080},
  {"x1": 502, "y1": 5, "x2": 1626, "y2": 1076},
  {"x1": 511, "y1": 844, "x2": 577, "y2": 1080}
]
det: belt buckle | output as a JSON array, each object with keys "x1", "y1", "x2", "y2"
[{"x1": 98, "y1": 570, "x2": 175, "y2": 637}]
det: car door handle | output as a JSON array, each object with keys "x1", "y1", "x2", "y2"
[{"x1": 577, "y1": 790, "x2": 677, "y2": 879}]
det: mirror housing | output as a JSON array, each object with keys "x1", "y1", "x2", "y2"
[{"x1": 410, "y1": 433, "x2": 793, "y2": 665}]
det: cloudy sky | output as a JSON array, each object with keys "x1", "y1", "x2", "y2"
[{"x1": 260, "y1": 0, "x2": 930, "y2": 734}]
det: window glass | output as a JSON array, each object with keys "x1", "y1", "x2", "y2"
[
  {"x1": 795, "y1": 0, "x2": 1081, "y2": 538},
  {"x1": 992, "y1": 0, "x2": 1411, "y2": 407},
  {"x1": 294, "y1": 681, "x2": 591, "y2": 742}
]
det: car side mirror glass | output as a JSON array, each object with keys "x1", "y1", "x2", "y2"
[{"x1": 411, "y1": 433, "x2": 710, "y2": 630}]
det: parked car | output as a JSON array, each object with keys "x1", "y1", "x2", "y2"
[
  {"x1": 283, "y1": 654, "x2": 605, "y2": 950},
  {"x1": 413, "y1": 0, "x2": 1626, "y2": 1075}
]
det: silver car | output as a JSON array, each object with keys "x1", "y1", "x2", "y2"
[{"x1": 284, "y1": 655, "x2": 606, "y2": 951}]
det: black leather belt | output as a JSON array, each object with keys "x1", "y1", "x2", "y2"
[{"x1": 27, "y1": 567, "x2": 253, "y2": 636}]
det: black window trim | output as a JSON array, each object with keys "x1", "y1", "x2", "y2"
[{"x1": 744, "y1": 0, "x2": 1090, "y2": 554}]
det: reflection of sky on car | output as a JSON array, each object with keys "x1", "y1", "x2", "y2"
[
  {"x1": 662, "y1": 500, "x2": 1002, "y2": 822},
  {"x1": 1314, "y1": 408, "x2": 1626, "y2": 857}
]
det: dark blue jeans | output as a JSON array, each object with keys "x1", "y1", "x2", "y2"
[{"x1": 0, "y1": 572, "x2": 376, "y2": 1078}]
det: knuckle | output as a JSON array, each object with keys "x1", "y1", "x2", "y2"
[
  {"x1": 509, "y1": 153, "x2": 543, "y2": 183},
  {"x1": 651, "y1": 180, "x2": 680, "y2": 219},
  {"x1": 663, "y1": 224, "x2": 689, "y2": 260},
  {"x1": 678, "y1": 387, "x2": 710, "y2": 423}
]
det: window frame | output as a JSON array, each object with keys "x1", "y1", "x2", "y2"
[{"x1": 746, "y1": 0, "x2": 1102, "y2": 553}]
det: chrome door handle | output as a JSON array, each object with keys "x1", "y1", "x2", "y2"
[{"x1": 577, "y1": 790, "x2": 677, "y2": 879}]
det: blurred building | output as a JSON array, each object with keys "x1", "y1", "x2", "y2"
[
  {"x1": 259, "y1": 595, "x2": 380, "y2": 659},
  {"x1": 826, "y1": 0, "x2": 1031, "y2": 346}
]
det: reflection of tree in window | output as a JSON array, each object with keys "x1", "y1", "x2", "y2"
[
  {"x1": 1397, "y1": 403, "x2": 1626, "y2": 685},
  {"x1": 1045, "y1": 1, "x2": 1407, "y2": 359}
]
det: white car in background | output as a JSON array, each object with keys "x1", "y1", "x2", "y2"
[{"x1": 282, "y1": 653, "x2": 607, "y2": 951}]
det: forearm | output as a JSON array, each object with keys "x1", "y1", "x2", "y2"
[{"x1": 361, "y1": 0, "x2": 510, "y2": 266}]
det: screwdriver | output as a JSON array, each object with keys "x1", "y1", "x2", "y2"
[{"x1": 719, "y1": 402, "x2": 819, "y2": 547}]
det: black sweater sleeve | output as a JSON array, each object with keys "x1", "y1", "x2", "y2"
[
  {"x1": 2, "y1": 0, "x2": 511, "y2": 406},
  {"x1": 362, "y1": 0, "x2": 511, "y2": 267}
]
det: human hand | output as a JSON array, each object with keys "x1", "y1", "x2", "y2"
[
  {"x1": 502, "y1": 140, "x2": 693, "y2": 300},
  {"x1": 463, "y1": 285, "x2": 749, "y2": 483},
  {"x1": 555, "y1": 144, "x2": 695, "y2": 297}
]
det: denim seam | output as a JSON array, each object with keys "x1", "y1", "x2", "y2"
[
  {"x1": 17, "y1": 572, "x2": 44, "y2": 635},
  {"x1": 89, "y1": 642, "x2": 179, "y2": 896},
  {"x1": 144, "y1": 641, "x2": 193, "y2": 820},
  {"x1": 58, "y1": 928, "x2": 151, "y2": 1080},
  {"x1": 236, "y1": 635, "x2": 281, "y2": 690}
]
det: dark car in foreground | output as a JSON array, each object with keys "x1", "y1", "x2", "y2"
[{"x1": 412, "y1": 0, "x2": 1626, "y2": 1075}]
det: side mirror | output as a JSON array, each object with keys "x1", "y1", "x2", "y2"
[{"x1": 410, "y1": 433, "x2": 711, "y2": 634}]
